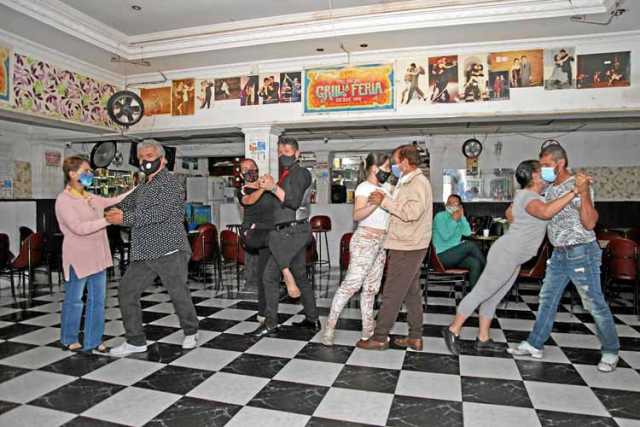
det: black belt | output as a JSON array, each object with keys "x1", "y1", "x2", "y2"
[{"x1": 275, "y1": 220, "x2": 308, "y2": 231}]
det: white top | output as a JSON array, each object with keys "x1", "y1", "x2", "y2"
[{"x1": 354, "y1": 181, "x2": 390, "y2": 230}]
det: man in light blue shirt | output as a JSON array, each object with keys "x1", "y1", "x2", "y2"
[{"x1": 432, "y1": 195, "x2": 485, "y2": 287}]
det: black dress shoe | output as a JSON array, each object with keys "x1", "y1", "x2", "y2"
[
  {"x1": 292, "y1": 319, "x2": 321, "y2": 332},
  {"x1": 246, "y1": 324, "x2": 279, "y2": 337},
  {"x1": 442, "y1": 327, "x2": 460, "y2": 355},
  {"x1": 475, "y1": 338, "x2": 505, "y2": 352}
]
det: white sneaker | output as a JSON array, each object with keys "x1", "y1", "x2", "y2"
[
  {"x1": 182, "y1": 333, "x2": 198, "y2": 349},
  {"x1": 321, "y1": 328, "x2": 335, "y2": 346},
  {"x1": 506, "y1": 341, "x2": 544, "y2": 359},
  {"x1": 597, "y1": 354, "x2": 619, "y2": 373},
  {"x1": 109, "y1": 342, "x2": 148, "y2": 356}
]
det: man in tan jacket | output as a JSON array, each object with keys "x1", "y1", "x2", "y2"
[{"x1": 357, "y1": 144, "x2": 433, "y2": 351}]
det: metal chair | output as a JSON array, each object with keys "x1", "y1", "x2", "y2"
[
  {"x1": 190, "y1": 223, "x2": 223, "y2": 289},
  {"x1": 427, "y1": 244, "x2": 470, "y2": 302},
  {"x1": 310, "y1": 215, "x2": 332, "y2": 272},
  {"x1": 605, "y1": 238, "x2": 639, "y2": 316}
]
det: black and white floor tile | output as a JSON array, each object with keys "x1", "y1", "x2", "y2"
[{"x1": 0, "y1": 269, "x2": 638, "y2": 427}]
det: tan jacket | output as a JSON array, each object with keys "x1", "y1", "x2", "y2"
[{"x1": 381, "y1": 169, "x2": 433, "y2": 251}]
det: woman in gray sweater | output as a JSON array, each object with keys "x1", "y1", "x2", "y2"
[{"x1": 442, "y1": 160, "x2": 581, "y2": 354}]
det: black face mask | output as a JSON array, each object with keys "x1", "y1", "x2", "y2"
[
  {"x1": 279, "y1": 155, "x2": 296, "y2": 169},
  {"x1": 140, "y1": 157, "x2": 162, "y2": 175},
  {"x1": 242, "y1": 170, "x2": 259, "y2": 183},
  {"x1": 375, "y1": 169, "x2": 391, "y2": 184}
]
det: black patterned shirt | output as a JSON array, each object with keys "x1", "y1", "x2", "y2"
[{"x1": 120, "y1": 168, "x2": 190, "y2": 261}]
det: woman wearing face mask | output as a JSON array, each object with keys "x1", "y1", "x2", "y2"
[
  {"x1": 55, "y1": 156, "x2": 133, "y2": 353},
  {"x1": 432, "y1": 194, "x2": 485, "y2": 289},
  {"x1": 442, "y1": 160, "x2": 578, "y2": 355},
  {"x1": 322, "y1": 152, "x2": 392, "y2": 346}
]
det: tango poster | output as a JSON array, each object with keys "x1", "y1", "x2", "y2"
[
  {"x1": 427, "y1": 55, "x2": 459, "y2": 103},
  {"x1": 140, "y1": 87, "x2": 171, "y2": 116},
  {"x1": 577, "y1": 51, "x2": 630, "y2": 89},
  {"x1": 304, "y1": 64, "x2": 394, "y2": 113},
  {"x1": 0, "y1": 45, "x2": 12, "y2": 106}
]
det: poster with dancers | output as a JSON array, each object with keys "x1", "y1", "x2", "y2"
[
  {"x1": 171, "y1": 79, "x2": 195, "y2": 116},
  {"x1": 0, "y1": 45, "x2": 12, "y2": 106},
  {"x1": 544, "y1": 48, "x2": 576, "y2": 90},
  {"x1": 196, "y1": 79, "x2": 215, "y2": 109},
  {"x1": 458, "y1": 54, "x2": 490, "y2": 102},
  {"x1": 489, "y1": 49, "x2": 543, "y2": 88},
  {"x1": 488, "y1": 71, "x2": 510, "y2": 101},
  {"x1": 577, "y1": 51, "x2": 630, "y2": 89},
  {"x1": 240, "y1": 75, "x2": 259, "y2": 106},
  {"x1": 214, "y1": 77, "x2": 241, "y2": 101},
  {"x1": 279, "y1": 72, "x2": 302, "y2": 103},
  {"x1": 397, "y1": 60, "x2": 428, "y2": 105},
  {"x1": 258, "y1": 74, "x2": 280, "y2": 105},
  {"x1": 140, "y1": 87, "x2": 171, "y2": 116},
  {"x1": 427, "y1": 56, "x2": 459, "y2": 103}
]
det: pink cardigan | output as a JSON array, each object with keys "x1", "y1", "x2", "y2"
[{"x1": 55, "y1": 190, "x2": 129, "y2": 281}]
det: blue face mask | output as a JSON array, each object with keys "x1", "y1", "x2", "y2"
[
  {"x1": 79, "y1": 172, "x2": 94, "y2": 187},
  {"x1": 541, "y1": 167, "x2": 556, "y2": 183},
  {"x1": 391, "y1": 164, "x2": 402, "y2": 178}
]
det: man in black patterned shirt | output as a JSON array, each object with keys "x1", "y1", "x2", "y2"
[{"x1": 105, "y1": 142, "x2": 199, "y2": 356}]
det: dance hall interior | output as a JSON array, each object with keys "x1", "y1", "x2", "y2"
[{"x1": 1, "y1": 1, "x2": 640, "y2": 426}]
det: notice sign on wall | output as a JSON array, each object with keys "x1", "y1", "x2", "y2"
[
  {"x1": 304, "y1": 64, "x2": 394, "y2": 113},
  {"x1": 45, "y1": 151, "x2": 61, "y2": 167}
]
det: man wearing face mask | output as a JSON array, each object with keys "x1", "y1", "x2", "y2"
[
  {"x1": 237, "y1": 158, "x2": 279, "y2": 323},
  {"x1": 432, "y1": 194, "x2": 486, "y2": 288},
  {"x1": 105, "y1": 142, "x2": 199, "y2": 355},
  {"x1": 247, "y1": 136, "x2": 319, "y2": 337},
  {"x1": 358, "y1": 144, "x2": 433, "y2": 351},
  {"x1": 509, "y1": 144, "x2": 620, "y2": 373}
]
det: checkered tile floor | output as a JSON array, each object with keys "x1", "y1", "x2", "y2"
[{"x1": 0, "y1": 269, "x2": 639, "y2": 427}]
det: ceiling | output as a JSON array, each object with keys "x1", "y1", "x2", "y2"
[{"x1": 59, "y1": 0, "x2": 412, "y2": 36}]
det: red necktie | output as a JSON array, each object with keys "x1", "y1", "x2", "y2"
[{"x1": 278, "y1": 169, "x2": 289, "y2": 185}]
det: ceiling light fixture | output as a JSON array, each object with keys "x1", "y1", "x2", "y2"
[
  {"x1": 570, "y1": 0, "x2": 625, "y2": 25},
  {"x1": 131, "y1": 5, "x2": 142, "y2": 11}
]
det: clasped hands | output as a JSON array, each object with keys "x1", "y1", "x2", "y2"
[
  {"x1": 368, "y1": 190, "x2": 386, "y2": 206},
  {"x1": 251, "y1": 174, "x2": 275, "y2": 192},
  {"x1": 574, "y1": 172, "x2": 593, "y2": 195},
  {"x1": 104, "y1": 208, "x2": 123, "y2": 225}
]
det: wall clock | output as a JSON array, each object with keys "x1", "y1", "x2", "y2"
[{"x1": 462, "y1": 138, "x2": 483, "y2": 159}]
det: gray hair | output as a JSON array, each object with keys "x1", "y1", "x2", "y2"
[{"x1": 137, "y1": 141, "x2": 165, "y2": 158}]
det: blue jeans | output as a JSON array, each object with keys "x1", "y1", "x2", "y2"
[
  {"x1": 60, "y1": 266, "x2": 106, "y2": 350},
  {"x1": 528, "y1": 240, "x2": 619, "y2": 356}
]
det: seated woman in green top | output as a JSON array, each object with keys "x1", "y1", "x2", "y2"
[{"x1": 432, "y1": 194, "x2": 486, "y2": 287}]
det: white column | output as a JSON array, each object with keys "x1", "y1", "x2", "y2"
[{"x1": 241, "y1": 126, "x2": 283, "y2": 177}]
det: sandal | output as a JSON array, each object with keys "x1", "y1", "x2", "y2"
[
  {"x1": 91, "y1": 344, "x2": 109, "y2": 354},
  {"x1": 64, "y1": 343, "x2": 83, "y2": 352}
]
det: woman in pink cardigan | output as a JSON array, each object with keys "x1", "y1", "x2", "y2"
[{"x1": 55, "y1": 156, "x2": 131, "y2": 352}]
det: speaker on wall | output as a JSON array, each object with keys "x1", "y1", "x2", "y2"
[{"x1": 164, "y1": 146, "x2": 176, "y2": 171}]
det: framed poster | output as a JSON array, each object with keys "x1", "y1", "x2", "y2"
[
  {"x1": 304, "y1": 64, "x2": 394, "y2": 113},
  {"x1": 0, "y1": 45, "x2": 13, "y2": 106}
]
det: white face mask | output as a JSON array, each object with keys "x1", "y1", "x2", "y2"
[{"x1": 446, "y1": 205, "x2": 459, "y2": 214}]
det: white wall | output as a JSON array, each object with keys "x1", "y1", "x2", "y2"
[
  {"x1": 130, "y1": 31, "x2": 640, "y2": 135},
  {"x1": 176, "y1": 129, "x2": 640, "y2": 202},
  {"x1": 0, "y1": 130, "x2": 65, "y2": 199}
]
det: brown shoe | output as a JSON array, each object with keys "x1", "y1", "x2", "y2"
[
  {"x1": 356, "y1": 338, "x2": 389, "y2": 351},
  {"x1": 393, "y1": 337, "x2": 423, "y2": 351}
]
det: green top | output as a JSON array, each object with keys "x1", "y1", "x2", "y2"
[{"x1": 432, "y1": 210, "x2": 472, "y2": 254}]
